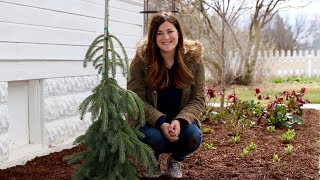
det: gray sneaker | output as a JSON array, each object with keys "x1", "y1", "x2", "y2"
[
  {"x1": 145, "y1": 164, "x2": 162, "y2": 178},
  {"x1": 166, "y1": 156, "x2": 182, "y2": 178}
]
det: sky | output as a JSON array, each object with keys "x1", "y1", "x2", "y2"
[
  {"x1": 279, "y1": 0, "x2": 320, "y2": 23},
  {"x1": 278, "y1": 0, "x2": 320, "y2": 46}
]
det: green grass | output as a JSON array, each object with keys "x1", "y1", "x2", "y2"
[
  {"x1": 270, "y1": 76, "x2": 320, "y2": 84},
  {"x1": 223, "y1": 82, "x2": 320, "y2": 103}
]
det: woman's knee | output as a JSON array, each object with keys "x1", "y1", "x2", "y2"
[
  {"x1": 139, "y1": 124, "x2": 165, "y2": 148},
  {"x1": 180, "y1": 123, "x2": 202, "y2": 152}
]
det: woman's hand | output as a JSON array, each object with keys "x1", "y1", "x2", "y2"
[
  {"x1": 160, "y1": 122, "x2": 179, "y2": 142},
  {"x1": 169, "y1": 120, "x2": 181, "y2": 138}
]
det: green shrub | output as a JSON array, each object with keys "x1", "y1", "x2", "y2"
[
  {"x1": 204, "y1": 143, "x2": 216, "y2": 150},
  {"x1": 242, "y1": 148, "x2": 249, "y2": 156},
  {"x1": 284, "y1": 144, "x2": 293, "y2": 155},
  {"x1": 231, "y1": 133, "x2": 241, "y2": 144},
  {"x1": 266, "y1": 125, "x2": 276, "y2": 133},
  {"x1": 247, "y1": 142, "x2": 257, "y2": 150},
  {"x1": 280, "y1": 129, "x2": 296, "y2": 142},
  {"x1": 273, "y1": 154, "x2": 280, "y2": 162},
  {"x1": 202, "y1": 127, "x2": 214, "y2": 134}
]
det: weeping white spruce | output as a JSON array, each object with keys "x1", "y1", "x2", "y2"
[{"x1": 64, "y1": 0, "x2": 157, "y2": 179}]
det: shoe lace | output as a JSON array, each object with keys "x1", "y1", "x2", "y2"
[{"x1": 168, "y1": 160, "x2": 181, "y2": 172}]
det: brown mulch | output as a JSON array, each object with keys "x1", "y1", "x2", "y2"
[{"x1": 0, "y1": 109, "x2": 319, "y2": 180}]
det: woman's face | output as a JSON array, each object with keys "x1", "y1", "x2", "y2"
[{"x1": 156, "y1": 21, "x2": 179, "y2": 54}]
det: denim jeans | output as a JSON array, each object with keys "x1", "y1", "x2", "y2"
[{"x1": 139, "y1": 122, "x2": 202, "y2": 162}]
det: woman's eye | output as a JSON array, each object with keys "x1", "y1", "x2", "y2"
[{"x1": 157, "y1": 32, "x2": 163, "y2": 35}]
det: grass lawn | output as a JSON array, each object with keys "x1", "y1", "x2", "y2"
[{"x1": 222, "y1": 82, "x2": 320, "y2": 104}]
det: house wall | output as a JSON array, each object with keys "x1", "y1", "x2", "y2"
[
  {"x1": 0, "y1": 0, "x2": 143, "y2": 168},
  {"x1": 0, "y1": 82, "x2": 9, "y2": 161}
]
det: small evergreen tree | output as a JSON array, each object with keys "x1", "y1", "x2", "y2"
[{"x1": 64, "y1": 1, "x2": 157, "y2": 179}]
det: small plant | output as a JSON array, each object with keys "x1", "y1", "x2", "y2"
[
  {"x1": 284, "y1": 144, "x2": 293, "y2": 155},
  {"x1": 266, "y1": 125, "x2": 276, "y2": 133},
  {"x1": 231, "y1": 133, "x2": 241, "y2": 144},
  {"x1": 242, "y1": 147, "x2": 249, "y2": 156},
  {"x1": 273, "y1": 154, "x2": 280, "y2": 162},
  {"x1": 223, "y1": 95, "x2": 259, "y2": 134},
  {"x1": 265, "y1": 88, "x2": 309, "y2": 128},
  {"x1": 201, "y1": 87, "x2": 219, "y2": 123},
  {"x1": 247, "y1": 142, "x2": 257, "y2": 150},
  {"x1": 202, "y1": 127, "x2": 214, "y2": 134},
  {"x1": 204, "y1": 143, "x2": 216, "y2": 150},
  {"x1": 280, "y1": 129, "x2": 296, "y2": 142},
  {"x1": 241, "y1": 142, "x2": 257, "y2": 157}
]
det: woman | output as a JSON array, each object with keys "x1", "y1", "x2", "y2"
[{"x1": 127, "y1": 11, "x2": 205, "y2": 178}]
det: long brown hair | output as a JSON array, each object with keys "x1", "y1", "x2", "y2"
[{"x1": 145, "y1": 12, "x2": 194, "y2": 90}]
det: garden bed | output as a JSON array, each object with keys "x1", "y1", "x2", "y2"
[{"x1": 0, "y1": 109, "x2": 319, "y2": 179}]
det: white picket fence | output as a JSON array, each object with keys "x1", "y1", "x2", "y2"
[
  {"x1": 230, "y1": 49, "x2": 320, "y2": 78},
  {"x1": 262, "y1": 49, "x2": 320, "y2": 77}
]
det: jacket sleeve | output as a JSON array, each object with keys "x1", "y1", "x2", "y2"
[
  {"x1": 175, "y1": 59, "x2": 205, "y2": 125},
  {"x1": 127, "y1": 55, "x2": 164, "y2": 127}
]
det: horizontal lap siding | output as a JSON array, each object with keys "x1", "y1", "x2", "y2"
[
  {"x1": 0, "y1": 0, "x2": 143, "y2": 167},
  {"x1": 0, "y1": 0, "x2": 143, "y2": 60}
]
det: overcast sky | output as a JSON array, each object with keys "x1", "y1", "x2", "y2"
[{"x1": 279, "y1": 0, "x2": 320, "y2": 23}]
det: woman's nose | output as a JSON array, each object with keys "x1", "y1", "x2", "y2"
[{"x1": 163, "y1": 33, "x2": 169, "y2": 39}]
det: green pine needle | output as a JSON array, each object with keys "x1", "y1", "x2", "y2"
[{"x1": 67, "y1": 33, "x2": 155, "y2": 179}]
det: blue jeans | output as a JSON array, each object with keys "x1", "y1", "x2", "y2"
[{"x1": 139, "y1": 122, "x2": 202, "y2": 162}]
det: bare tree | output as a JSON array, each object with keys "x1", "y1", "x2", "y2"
[
  {"x1": 262, "y1": 13, "x2": 319, "y2": 51},
  {"x1": 311, "y1": 15, "x2": 320, "y2": 50},
  {"x1": 175, "y1": 0, "x2": 308, "y2": 107},
  {"x1": 180, "y1": 0, "x2": 304, "y2": 83},
  {"x1": 236, "y1": 0, "x2": 287, "y2": 85},
  {"x1": 177, "y1": 0, "x2": 248, "y2": 107}
]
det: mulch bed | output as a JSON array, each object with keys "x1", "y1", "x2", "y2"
[{"x1": 0, "y1": 109, "x2": 319, "y2": 179}]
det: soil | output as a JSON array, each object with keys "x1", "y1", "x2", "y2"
[{"x1": 0, "y1": 109, "x2": 319, "y2": 180}]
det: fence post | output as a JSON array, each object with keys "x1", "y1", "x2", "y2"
[{"x1": 307, "y1": 55, "x2": 312, "y2": 78}]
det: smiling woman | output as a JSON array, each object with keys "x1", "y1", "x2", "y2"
[
  {"x1": 127, "y1": 11, "x2": 205, "y2": 178},
  {"x1": 156, "y1": 21, "x2": 179, "y2": 68}
]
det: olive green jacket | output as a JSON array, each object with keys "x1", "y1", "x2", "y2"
[{"x1": 127, "y1": 39, "x2": 205, "y2": 127}]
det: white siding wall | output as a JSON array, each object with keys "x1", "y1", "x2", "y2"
[
  {"x1": 0, "y1": 0, "x2": 143, "y2": 82},
  {"x1": 0, "y1": 0, "x2": 143, "y2": 168}
]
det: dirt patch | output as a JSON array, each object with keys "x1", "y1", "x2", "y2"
[{"x1": 1, "y1": 109, "x2": 319, "y2": 180}]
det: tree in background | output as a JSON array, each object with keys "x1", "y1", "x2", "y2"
[
  {"x1": 172, "y1": 0, "x2": 316, "y2": 107},
  {"x1": 262, "y1": 14, "x2": 297, "y2": 52},
  {"x1": 262, "y1": 13, "x2": 319, "y2": 52},
  {"x1": 177, "y1": 0, "x2": 278, "y2": 106},
  {"x1": 310, "y1": 15, "x2": 320, "y2": 50},
  {"x1": 236, "y1": 0, "x2": 285, "y2": 85},
  {"x1": 178, "y1": 0, "x2": 247, "y2": 107},
  {"x1": 64, "y1": 1, "x2": 157, "y2": 179}
]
